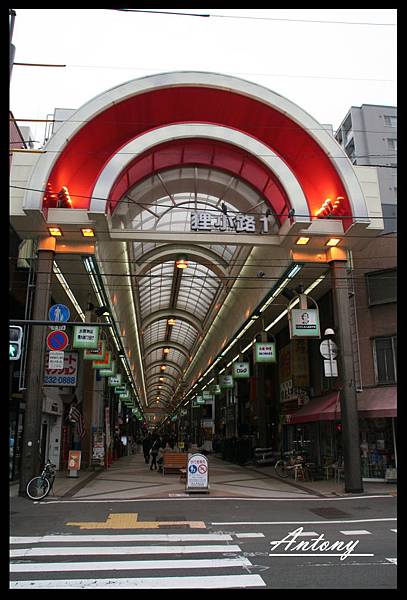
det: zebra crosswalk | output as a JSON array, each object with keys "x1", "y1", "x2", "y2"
[{"x1": 9, "y1": 532, "x2": 266, "y2": 589}]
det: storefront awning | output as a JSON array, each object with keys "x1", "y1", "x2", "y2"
[
  {"x1": 289, "y1": 387, "x2": 397, "y2": 424},
  {"x1": 357, "y1": 386, "x2": 397, "y2": 418},
  {"x1": 289, "y1": 392, "x2": 340, "y2": 424}
]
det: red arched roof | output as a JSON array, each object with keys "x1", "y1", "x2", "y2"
[
  {"x1": 44, "y1": 86, "x2": 352, "y2": 224},
  {"x1": 108, "y1": 138, "x2": 290, "y2": 224}
]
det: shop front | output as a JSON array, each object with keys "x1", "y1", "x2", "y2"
[
  {"x1": 357, "y1": 386, "x2": 397, "y2": 482},
  {"x1": 287, "y1": 386, "x2": 397, "y2": 481},
  {"x1": 283, "y1": 392, "x2": 342, "y2": 471}
]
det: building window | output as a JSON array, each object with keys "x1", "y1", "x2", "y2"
[
  {"x1": 381, "y1": 204, "x2": 397, "y2": 235},
  {"x1": 384, "y1": 115, "x2": 397, "y2": 128},
  {"x1": 366, "y1": 269, "x2": 396, "y2": 306},
  {"x1": 345, "y1": 139, "x2": 355, "y2": 162},
  {"x1": 373, "y1": 336, "x2": 397, "y2": 384},
  {"x1": 387, "y1": 138, "x2": 397, "y2": 152}
]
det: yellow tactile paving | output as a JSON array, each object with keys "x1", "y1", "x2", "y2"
[{"x1": 66, "y1": 513, "x2": 206, "y2": 529}]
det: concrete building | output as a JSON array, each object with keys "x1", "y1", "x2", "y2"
[
  {"x1": 335, "y1": 104, "x2": 397, "y2": 234},
  {"x1": 333, "y1": 105, "x2": 397, "y2": 480}
]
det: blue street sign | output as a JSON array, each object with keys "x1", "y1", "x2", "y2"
[{"x1": 49, "y1": 304, "x2": 70, "y2": 323}]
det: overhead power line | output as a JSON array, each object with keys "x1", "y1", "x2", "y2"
[
  {"x1": 9, "y1": 116, "x2": 397, "y2": 137},
  {"x1": 109, "y1": 9, "x2": 396, "y2": 27},
  {"x1": 14, "y1": 62, "x2": 66, "y2": 68},
  {"x1": 9, "y1": 184, "x2": 398, "y2": 220},
  {"x1": 11, "y1": 62, "x2": 395, "y2": 83}
]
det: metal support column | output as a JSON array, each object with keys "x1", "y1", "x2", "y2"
[
  {"x1": 330, "y1": 260, "x2": 363, "y2": 493},
  {"x1": 18, "y1": 238, "x2": 56, "y2": 495}
]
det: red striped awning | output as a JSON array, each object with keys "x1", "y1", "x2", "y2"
[
  {"x1": 289, "y1": 392, "x2": 340, "y2": 424},
  {"x1": 357, "y1": 386, "x2": 397, "y2": 418},
  {"x1": 288, "y1": 387, "x2": 397, "y2": 424}
]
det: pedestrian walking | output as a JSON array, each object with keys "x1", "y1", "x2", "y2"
[
  {"x1": 150, "y1": 435, "x2": 161, "y2": 471},
  {"x1": 142, "y1": 434, "x2": 152, "y2": 464}
]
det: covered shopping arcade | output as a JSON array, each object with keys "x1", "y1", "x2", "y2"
[{"x1": 9, "y1": 71, "x2": 385, "y2": 494}]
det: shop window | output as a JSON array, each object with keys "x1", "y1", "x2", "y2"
[
  {"x1": 359, "y1": 417, "x2": 396, "y2": 479},
  {"x1": 366, "y1": 269, "x2": 396, "y2": 306},
  {"x1": 373, "y1": 336, "x2": 397, "y2": 384}
]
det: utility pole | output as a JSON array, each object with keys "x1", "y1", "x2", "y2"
[
  {"x1": 9, "y1": 9, "x2": 16, "y2": 80},
  {"x1": 18, "y1": 238, "x2": 56, "y2": 496},
  {"x1": 330, "y1": 259, "x2": 363, "y2": 493}
]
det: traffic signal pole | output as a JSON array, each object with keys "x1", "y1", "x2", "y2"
[{"x1": 18, "y1": 238, "x2": 56, "y2": 496}]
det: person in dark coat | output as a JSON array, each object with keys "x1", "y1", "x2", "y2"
[
  {"x1": 150, "y1": 435, "x2": 161, "y2": 471},
  {"x1": 142, "y1": 434, "x2": 152, "y2": 464}
]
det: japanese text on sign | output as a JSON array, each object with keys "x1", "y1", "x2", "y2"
[
  {"x1": 190, "y1": 211, "x2": 270, "y2": 234},
  {"x1": 44, "y1": 352, "x2": 78, "y2": 386},
  {"x1": 73, "y1": 325, "x2": 100, "y2": 349},
  {"x1": 186, "y1": 453, "x2": 209, "y2": 491},
  {"x1": 255, "y1": 342, "x2": 276, "y2": 363}
]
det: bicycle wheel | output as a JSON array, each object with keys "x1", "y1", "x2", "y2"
[
  {"x1": 275, "y1": 459, "x2": 289, "y2": 478},
  {"x1": 26, "y1": 476, "x2": 51, "y2": 500}
]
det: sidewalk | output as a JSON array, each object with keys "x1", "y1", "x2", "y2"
[
  {"x1": 244, "y1": 462, "x2": 397, "y2": 497},
  {"x1": 9, "y1": 466, "x2": 102, "y2": 499},
  {"x1": 10, "y1": 452, "x2": 396, "y2": 500}
]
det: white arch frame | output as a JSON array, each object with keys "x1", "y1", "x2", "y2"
[
  {"x1": 90, "y1": 124, "x2": 309, "y2": 221},
  {"x1": 23, "y1": 70, "x2": 368, "y2": 222}
]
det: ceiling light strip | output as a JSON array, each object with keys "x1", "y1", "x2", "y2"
[
  {"x1": 123, "y1": 245, "x2": 147, "y2": 405},
  {"x1": 185, "y1": 271, "x2": 325, "y2": 399},
  {"x1": 85, "y1": 255, "x2": 144, "y2": 414},
  {"x1": 53, "y1": 262, "x2": 86, "y2": 321}
]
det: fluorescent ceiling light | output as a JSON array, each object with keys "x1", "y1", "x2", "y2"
[
  {"x1": 304, "y1": 274, "x2": 327, "y2": 294},
  {"x1": 265, "y1": 309, "x2": 289, "y2": 332},
  {"x1": 53, "y1": 262, "x2": 85, "y2": 321}
]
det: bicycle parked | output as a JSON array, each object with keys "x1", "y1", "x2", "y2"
[
  {"x1": 26, "y1": 459, "x2": 56, "y2": 500},
  {"x1": 275, "y1": 442, "x2": 313, "y2": 480}
]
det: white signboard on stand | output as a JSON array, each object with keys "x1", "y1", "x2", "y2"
[{"x1": 186, "y1": 453, "x2": 209, "y2": 493}]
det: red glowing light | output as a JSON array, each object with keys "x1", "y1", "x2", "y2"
[{"x1": 315, "y1": 196, "x2": 346, "y2": 219}]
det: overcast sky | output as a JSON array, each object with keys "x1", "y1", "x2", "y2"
[{"x1": 10, "y1": 8, "x2": 397, "y2": 146}]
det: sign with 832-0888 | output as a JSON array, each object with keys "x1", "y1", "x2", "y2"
[{"x1": 43, "y1": 351, "x2": 78, "y2": 386}]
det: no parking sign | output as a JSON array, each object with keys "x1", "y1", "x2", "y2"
[
  {"x1": 186, "y1": 453, "x2": 209, "y2": 493},
  {"x1": 47, "y1": 329, "x2": 69, "y2": 351}
]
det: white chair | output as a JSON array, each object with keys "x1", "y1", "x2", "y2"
[{"x1": 332, "y1": 459, "x2": 344, "y2": 483}]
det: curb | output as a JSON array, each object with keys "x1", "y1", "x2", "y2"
[{"x1": 59, "y1": 469, "x2": 103, "y2": 498}]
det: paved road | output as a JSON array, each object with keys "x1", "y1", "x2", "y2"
[{"x1": 10, "y1": 495, "x2": 396, "y2": 588}]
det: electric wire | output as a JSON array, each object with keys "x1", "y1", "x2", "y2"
[
  {"x1": 108, "y1": 9, "x2": 396, "y2": 27},
  {"x1": 8, "y1": 185, "x2": 398, "y2": 220},
  {"x1": 9, "y1": 117, "x2": 398, "y2": 138},
  {"x1": 12, "y1": 62, "x2": 396, "y2": 83}
]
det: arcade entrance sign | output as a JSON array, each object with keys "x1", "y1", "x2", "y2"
[{"x1": 190, "y1": 211, "x2": 272, "y2": 234}]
